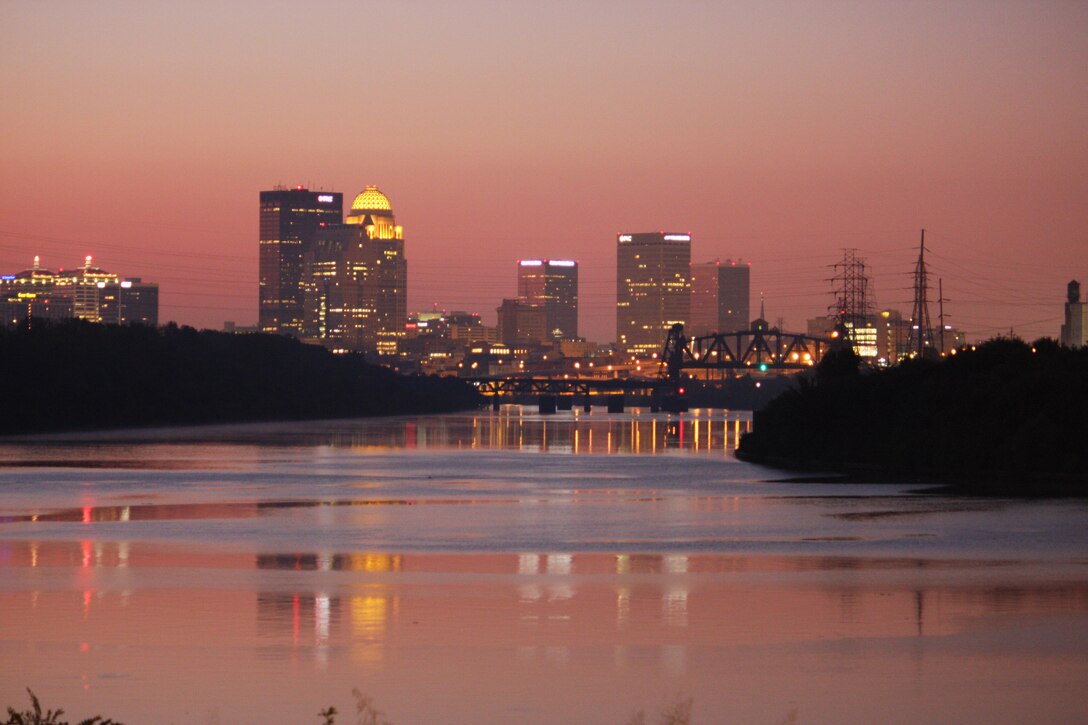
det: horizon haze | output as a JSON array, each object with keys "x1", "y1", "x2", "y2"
[{"x1": 2, "y1": 1, "x2": 1086, "y2": 344}]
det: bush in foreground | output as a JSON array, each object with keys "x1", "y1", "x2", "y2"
[{"x1": 4, "y1": 689, "x2": 121, "y2": 725}]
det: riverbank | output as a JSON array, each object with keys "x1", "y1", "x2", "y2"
[
  {"x1": 0, "y1": 321, "x2": 480, "y2": 434},
  {"x1": 736, "y1": 338, "x2": 1088, "y2": 495}
]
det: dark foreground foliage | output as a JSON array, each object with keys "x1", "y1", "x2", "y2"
[
  {"x1": 4, "y1": 689, "x2": 121, "y2": 725},
  {"x1": 7, "y1": 688, "x2": 696, "y2": 724},
  {"x1": 736, "y1": 338, "x2": 1088, "y2": 494},
  {"x1": 317, "y1": 689, "x2": 694, "y2": 725},
  {"x1": 0, "y1": 320, "x2": 481, "y2": 434}
]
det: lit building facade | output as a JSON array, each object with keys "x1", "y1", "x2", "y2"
[
  {"x1": 259, "y1": 186, "x2": 343, "y2": 336},
  {"x1": 1, "y1": 256, "x2": 158, "y2": 328},
  {"x1": 517, "y1": 259, "x2": 579, "y2": 340},
  {"x1": 616, "y1": 232, "x2": 691, "y2": 355},
  {"x1": 1061, "y1": 280, "x2": 1088, "y2": 348},
  {"x1": 302, "y1": 185, "x2": 407, "y2": 356},
  {"x1": 843, "y1": 321, "x2": 879, "y2": 359},
  {"x1": 875, "y1": 309, "x2": 910, "y2": 362},
  {"x1": 405, "y1": 310, "x2": 489, "y2": 344},
  {"x1": 689, "y1": 259, "x2": 750, "y2": 336},
  {"x1": 1, "y1": 256, "x2": 71, "y2": 326},
  {"x1": 810, "y1": 311, "x2": 905, "y2": 364}
]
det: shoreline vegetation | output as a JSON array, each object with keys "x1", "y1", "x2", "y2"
[
  {"x1": 0, "y1": 321, "x2": 481, "y2": 435},
  {"x1": 736, "y1": 337, "x2": 1088, "y2": 495},
  {"x1": 5, "y1": 689, "x2": 697, "y2": 725}
]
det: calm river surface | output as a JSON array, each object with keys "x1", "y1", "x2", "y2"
[{"x1": 1, "y1": 408, "x2": 1086, "y2": 724}]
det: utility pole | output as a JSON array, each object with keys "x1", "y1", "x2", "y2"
[
  {"x1": 938, "y1": 278, "x2": 945, "y2": 354},
  {"x1": 908, "y1": 229, "x2": 933, "y2": 356},
  {"x1": 829, "y1": 248, "x2": 872, "y2": 351}
]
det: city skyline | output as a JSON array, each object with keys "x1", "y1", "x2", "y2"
[{"x1": 2, "y1": 2, "x2": 1086, "y2": 344}]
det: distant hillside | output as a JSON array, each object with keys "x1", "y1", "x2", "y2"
[
  {"x1": 736, "y1": 338, "x2": 1088, "y2": 494},
  {"x1": 0, "y1": 320, "x2": 481, "y2": 434}
]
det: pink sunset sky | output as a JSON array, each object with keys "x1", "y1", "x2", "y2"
[{"x1": 1, "y1": 1, "x2": 1085, "y2": 344}]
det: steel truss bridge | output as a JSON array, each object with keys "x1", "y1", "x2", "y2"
[
  {"x1": 661, "y1": 324, "x2": 837, "y2": 383},
  {"x1": 469, "y1": 325, "x2": 838, "y2": 412}
]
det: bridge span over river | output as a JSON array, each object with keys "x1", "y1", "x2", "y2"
[{"x1": 469, "y1": 324, "x2": 838, "y2": 413}]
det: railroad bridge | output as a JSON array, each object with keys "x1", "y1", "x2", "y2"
[
  {"x1": 471, "y1": 324, "x2": 837, "y2": 413},
  {"x1": 660, "y1": 323, "x2": 837, "y2": 383}
]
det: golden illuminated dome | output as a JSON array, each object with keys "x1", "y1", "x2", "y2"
[{"x1": 351, "y1": 185, "x2": 392, "y2": 212}]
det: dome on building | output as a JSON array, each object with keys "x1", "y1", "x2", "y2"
[{"x1": 350, "y1": 185, "x2": 392, "y2": 212}]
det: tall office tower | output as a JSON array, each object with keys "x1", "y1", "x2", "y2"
[
  {"x1": 1061, "y1": 280, "x2": 1088, "y2": 348},
  {"x1": 496, "y1": 298, "x2": 548, "y2": 346},
  {"x1": 616, "y1": 232, "x2": 691, "y2": 355},
  {"x1": 259, "y1": 186, "x2": 343, "y2": 336},
  {"x1": 689, "y1": 259, "x2": 751, "y2": 337},
  {"x1": 303, "y1": 185, "x2": 407, "y2": 356},
  {"x1": 516, "y1": 259, "x2": 579, "y2": 340}
]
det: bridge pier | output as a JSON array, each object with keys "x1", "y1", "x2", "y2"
[
  {"x1": 582, "y1": 395, "x2": 592, "y2": 412},
  {"x1": 538, "y1": 395, "x2": 557, "y2": 414},
  {"x1": 491, "y1": 396, "x2": 501, "y2": 411}
]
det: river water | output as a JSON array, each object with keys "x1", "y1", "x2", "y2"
[{"x1": 1, "y1": 408, "x2": 1086, "y2": 724}]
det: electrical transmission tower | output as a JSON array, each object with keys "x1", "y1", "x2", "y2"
[
  {"x1": 908, "y1": 229, "x2": 934, "y2": 356},
  {"x1": 829, "y1": 248, "x2": 872, "y2": 331}
]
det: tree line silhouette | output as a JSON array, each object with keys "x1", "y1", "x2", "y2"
[
  {"x1": 0, "y1": 320, "x2": 481, "y2": 434},
  {"x1": 736, "y1": 338, "x2": 1088, "y2": 493}
]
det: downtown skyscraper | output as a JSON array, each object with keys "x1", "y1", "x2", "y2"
[
  {"x1": 516, "y1": 259, "x2": 579, "y2": 340},
  {"x1": 616, "y1": 232, "x2": 691, "y2": 355},
  {"x1": 689, "y1": 259, "x2": 751, "y2": 336},
  {"x1": 302, "y1": 185, "x2": 407, "y2": 356},
  {"x1": 258, "y1": 186, "x2": 343, "y2": 336}
]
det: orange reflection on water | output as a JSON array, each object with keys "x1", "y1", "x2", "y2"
[
  {"x1": 313, "y1": 409, "x2": 753, "y2": 455},
  {"x1": 350, "y1": 592, "x2": 389, "y2": 667},
  {"x1": 0, "y1": 413, "x2": 753, "y2": 462}
]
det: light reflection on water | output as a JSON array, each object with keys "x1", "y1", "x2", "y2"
[
  {"x1": 4, "y1": 540, "x2": 1088, "y2": 723},
  {"x1": 0, "y1": 407, "x2": 752, "y2": 460},
  {"x1": 301, "y1": 407, "x2": 752, "y2": 455},
  {"x1": 1, "y1": 413, "x2": 1088, "y2": 724}
]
